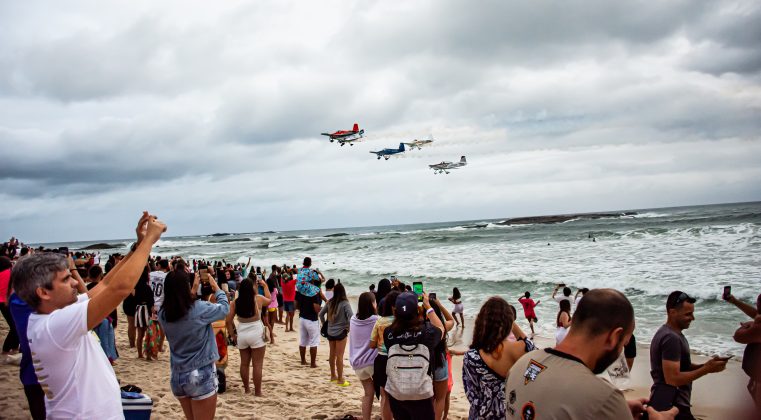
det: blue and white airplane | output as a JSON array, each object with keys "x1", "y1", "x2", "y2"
[{"x1": 370, "y1": 143, "x2": 405, "y2": 160}]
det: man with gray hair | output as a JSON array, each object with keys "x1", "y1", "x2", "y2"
[{"x1": 11, "y1": 212, "x2": 166, "y2": 419}]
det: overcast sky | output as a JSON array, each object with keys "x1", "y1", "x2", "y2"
[{"x1": 1, "y1": 0, "x2": 760, "y2": 243}]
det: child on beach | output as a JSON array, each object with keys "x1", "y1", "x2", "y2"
[
  {"x1": 448, "y1": 288, "x2": 464, "y2": 328},
  {"x1": 518, "y1": 292, "x2": 540, "y2": 335},
  {"x1": 281, "y1": 270, "x2": 296, "y2": 332},
  {"x1": 265, "y1": 277, "x2": 279, "y2": 344}
]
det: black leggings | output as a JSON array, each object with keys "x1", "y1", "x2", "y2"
[
  {"x1": 0, "y1": 303, "x2": 19, "y2": 353},
  {"x1": 388, "y1": 395, "x2": 434, "y2": 420},
  {"x1": 24, "y1": 384, "x2": 46, "y2": 420}
]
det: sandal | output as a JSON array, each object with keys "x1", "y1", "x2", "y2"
[{"x1": 337, "y1": 380, "x2": 351, "y2": 387}]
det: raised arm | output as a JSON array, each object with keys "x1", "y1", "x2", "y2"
[
  {"x1": 551, "y1": 285, "x2": 559, "y2": 299},
  {"x1": 423, "y1": 293, "x2": 445, "y2": 339},
  {"x1": 726, "y1": 295, "x2": 758, "y2": 319},
  {"x1": 434, "y1": 299, "x2": 455, "y2": 332},
  {"x1": 86, "y1": 212, "x2": 165, "y2": 330},
  {"x1": 66, "y1": 256, "x2": 87, "y2": 294},
  {"x1": 734, "y1": 317, "x2": 761, "y2": 344}
]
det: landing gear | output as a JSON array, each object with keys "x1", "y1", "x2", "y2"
[
  {"x1": 377, "y1": 156, "x2": 381, "y2": 160},
  {"x1": 350, "y1": 143, "x2": 354, "y2": 146},
  {"x1": 384, "y1": 157, "x2": 389, "y2": 160},
  {"x1": 330, "y1": 139, "x2": 334, "y2": 143},
  {"x1": 340, "y1": 143, "x2": 345, "y2": 147}
]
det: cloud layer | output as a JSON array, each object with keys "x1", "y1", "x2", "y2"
[{"x1": 1, "y1": 0, "x2": 760, "y2": 242}]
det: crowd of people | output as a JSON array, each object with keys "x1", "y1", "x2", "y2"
[{"x1": 1, "y1": 219, "x2": 760, "y2": 419}]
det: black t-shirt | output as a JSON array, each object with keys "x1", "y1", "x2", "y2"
[
  {"x1": 296, "y1": 292, "x2": 321, "y2": 321},
  {"x1": 134, "y1": 281, "x2": 154, "y2": 307},
  {"x1": 649, "y1": 324, "x2": 692, "y2": 408},
  {"x1": 384, "y1": 321, "x2": 442, "y2": 373}
]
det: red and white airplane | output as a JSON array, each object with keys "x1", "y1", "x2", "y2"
[{"x1": 321, "y1": 123, "x2": 365, "y2": 146}]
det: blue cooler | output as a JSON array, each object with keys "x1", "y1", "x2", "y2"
[{"x1": 122, "y1": 392, "x2": 153, "y2": 420}]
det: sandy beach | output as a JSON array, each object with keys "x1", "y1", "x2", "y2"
[{"x1": 0, "y1": 302, "x2": 754, "y2": 419}]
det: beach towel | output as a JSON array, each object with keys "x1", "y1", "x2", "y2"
[
  {"x1": 296, "y1": 267, "x2": 320, "y2": 297},
  {"x1": 212, "y1": 319, "x2": 228, "y2": 368},
  {"x1": 143, "y1": 319, "x2": 161, "y2": 359}
]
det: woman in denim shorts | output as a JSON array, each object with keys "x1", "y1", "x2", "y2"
[{"x1": 159, "y1": 269, "x2": 230, "y2": 420}]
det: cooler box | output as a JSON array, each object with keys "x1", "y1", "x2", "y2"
[{"x1": 122, "y1": 393, "x2": 153, "y2": 420}]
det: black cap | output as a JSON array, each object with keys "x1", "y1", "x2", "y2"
[
  {"x1": 395, "y1": 292, "x2": 419, "y2": 319},
  {"x1": 666, "y1": 291, "x2": 696, "y2": 309}
]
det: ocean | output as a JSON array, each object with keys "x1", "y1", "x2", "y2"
[{"x1": 46, "y1": 201, "x2": 761, "y2": 357}]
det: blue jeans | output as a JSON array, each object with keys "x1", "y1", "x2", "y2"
[{"x1": 170, "y1": 363, "x2": 218, "y2": 400}]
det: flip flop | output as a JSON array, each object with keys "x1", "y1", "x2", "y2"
[{"x1": 337, "y1": 380, "x2": 350, "y2": 387}]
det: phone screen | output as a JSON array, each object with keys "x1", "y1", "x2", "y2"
[
  {"x1": 722, "y1": 285, "x2": 731, "y2": 300},
  {"x1": 429, "y1": 293, "x2": 437, "y2": 301},
  {"x1": 413, "y1": 282, "x2": 423, "y2": 302}
]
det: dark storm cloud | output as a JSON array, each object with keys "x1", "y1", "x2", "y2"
[{"x1": 0, "y1": 0, "x2": 759, "y2": 242}]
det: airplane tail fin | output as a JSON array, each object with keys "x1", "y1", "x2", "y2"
[
  {"x1": 353, "y1": 123, "x2": 359, "y2": 132},
  {"x1": 460, "y1": 156, "x2": 467, "y2": 164},
  {"x1": 399, "y1": 143, "x2": 405, "y2": 152}
]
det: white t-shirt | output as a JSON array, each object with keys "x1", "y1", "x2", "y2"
[
  {"x1": 149, "y1": 270, "x2": 168, "y2": 310},
  {"x1": 27, "y1": 294, "x2": 123, "y2": 419},
  {"x1": 575, "y1": 295, "x2": 584, "y2": 307},
  {"x1": 554, "y1": 295, "x2": 573, "y2": 306}
]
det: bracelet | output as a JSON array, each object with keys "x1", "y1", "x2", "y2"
[{"x1": 426, "y1": 308, "x2": 434, "y2": 315}]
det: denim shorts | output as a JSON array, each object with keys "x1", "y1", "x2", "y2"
[
  {"x1": 433, "y1": 356, "x2": 449, "y2": 382},
  {"x1": 170, "y1": 363, "x2": 218, "y2": 400},
  {"x1": 284, "y1": 301, "x2": 295, "y2": 312}
]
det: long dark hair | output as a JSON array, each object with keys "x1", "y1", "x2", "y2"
[
  {"x1": 452, "y1": 287, "x2": 461, "y2": 300},
  {"x1": 328, "y1": 283, "x2": 348, "y2": 321},
  {"x1": 376, "y1": 278, "x2": 391, "y2": 304},
  {"x1": 380, "y1": 291, "x2": 399, "y2": 317},
  {"x1": 471, "y1": 297, "x2": 515, "y2": 353},
  {"x1": 431, "y1": 302, "x2": 448, "y2": 367},
  {"x1": 557, "y1": 299, "x2": 571, "y2": 325},
  {"x1": 356, "y1": 292, "x2": 376, "y2": 320},
  {"x1": 236, "y1": 278, "x2": 257, "y2": 318},
  {"x1": 161, "y1": 271, "x2": 194, "y2": 322},
  {"x1": 388, "y1": 310, "x2": 423, "y2": 336}
]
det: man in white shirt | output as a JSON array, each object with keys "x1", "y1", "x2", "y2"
[
  {"x1": 11, "y1": 212, "x2": 166, "y2": 419},
  {"x1": 149, "y1": 259, "x2": 170, "y2": 351}
]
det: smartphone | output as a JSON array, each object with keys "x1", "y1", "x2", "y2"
[
  {"x1": 413, "y1": 281, "x2": 424, "y2": 302},
  {"x1": 256, "y1": 267, "x2": 261, "y2": 274},
  {"x1": 199, "y1": 268, "x2": 209, "y2": 283},
  {"x1": 716, "y1": 355, "x2": 733, "y2": 361},
  {"x1": 722, "y1": 285, "x2": 731, "y2": 300},
  {"x1": 429, "y1": 292, "x2": 437, "y2": 301},
  {"x1": 558, "y1": 283, "x2": 566, "y2": 287}
]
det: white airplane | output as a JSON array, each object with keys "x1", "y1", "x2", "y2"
[
  {"x1": 429, "y1": 156, "x2": 467, "y2": 174},
  {"x1": 403, "y1": 137, "x2": 434, "y2": 150}
]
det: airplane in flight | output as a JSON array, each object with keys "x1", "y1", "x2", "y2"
[
  {"x1": 429, "y1": 156, "x2": 467, "y2": 174},
  {"x1": 321, "y1": 123, "x2": 365, "y2": 146},
  {"x1": 403, "y1": 137, "x2": 434, "y2": 151},
  {"x1": 370, "y1": 143, "x2": 406, "y2": 160}
]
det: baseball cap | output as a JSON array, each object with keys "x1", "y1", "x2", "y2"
[
  {"x1": 666, "y1": 291, "x2": 696, "y2": 309},
  {"x1": 395, "y1": 292, "x2": 419, "y2": 319}
]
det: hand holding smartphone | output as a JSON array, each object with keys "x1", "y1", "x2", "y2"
[
  {"x1": 722, "y1": 285, "x2": 731, "y2": 301},
  {"x1": 413, "y1": 281, "x2": 424, "y2": 302}
]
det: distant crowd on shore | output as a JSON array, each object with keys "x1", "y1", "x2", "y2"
[{"x1": 1, "y1": 216, "x2": 760, "y2": 420}]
